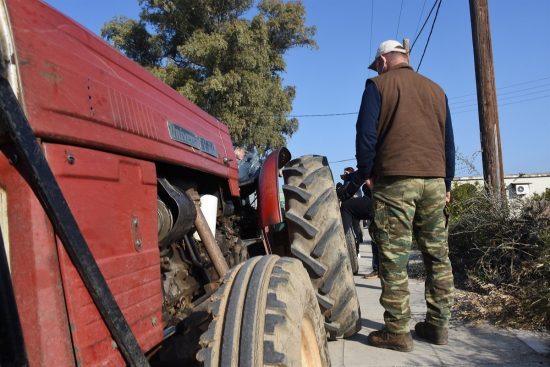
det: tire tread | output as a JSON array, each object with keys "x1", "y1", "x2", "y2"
[{"x1": 283, "y1": 155, "x2": 361, "y2": 338}]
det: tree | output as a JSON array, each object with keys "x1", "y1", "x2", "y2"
[{"x1": 101, "y1": 0, "x2": 316, "y2": 151}]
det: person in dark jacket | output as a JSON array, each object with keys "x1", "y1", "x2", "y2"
[
  {"x1": 340, "y1": 167, "x2": 364, "y2": 246},
  {"x1": 342, "y1": 39, "x2": 455, "y2": 352},
  {"x1": 338, "y1": 183, "x2": 379, "y2": 278}
]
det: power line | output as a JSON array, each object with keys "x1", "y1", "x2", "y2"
[
  {"x1": 449, "y1": 86, "x2": 550, "y2": 111},
  {"x1": 452, "y1": 90, "x2": 550, "y2": 112},
  {"x1": 330, "y1": 93, "x2": 550, "y2": 162},
  {"x1": 290, "y1": 88, "x2": 550, "y2": 118},
  {"x1": 289, "y1": 112, "x2": 358, "y2": 118},
  {"x1": 368, "y1": 0, "x2": 374, "y2": 65},
  {"x1": 328, "y1": 158, "x2": 357, "y2": 164},
  {"x1": 458, "y1": 92, "x2": 550, "y2": 111},
  {"x1": 416, "y1": 0, "x2": 443, "y2": 72},
  {"x1": 449, "y1": 76, "x2": 550, "y2": 100},
  {"x1": 395, "y1": 0, "x2": 404, "y2": 39},
  {"x1": 453, "y1": 94, "x2": 550, "y2": 115},
  {"x1": 414, "y1": 0, "x2": 428, "y2": 38},
  {"x1": 287, "y1": 76, "x2": 550, "y2": 118},
  {"x1": 449, "y1": 83, "x2": 550, "y2": 105},
  {"x1": 291, "y1": 89, "x2": 549, "y2": 118},
  {"x1": 450, "y1": 83, "x2": 550, "y2": 107},
  {"x1": 291, "y1": 90, "x2": 549, "y2": 118},
  {"x1": 496, "y1": 86, "x2": 550, "y2": 100},
  {"x1": 410, "y1": 0, "x2": 439, "y2": 52}
]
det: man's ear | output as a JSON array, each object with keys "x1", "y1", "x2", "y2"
[{"x1": 379, "y1": 55, "x2": 388, "y2": 74}]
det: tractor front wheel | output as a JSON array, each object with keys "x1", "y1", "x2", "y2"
[{"x1": 197, "y1": 255, "x2": 330, "y2": 367}]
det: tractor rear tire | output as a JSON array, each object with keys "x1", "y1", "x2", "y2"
[
  {"x1": 344, "y1": 225, "x2": 359, "y2": 275},
  {"x1": 197, "y1": 255, "x2": 330, "y2": 367},
  {"x1": 282, "y1": 155, "x2": 361, "y2": 339}
]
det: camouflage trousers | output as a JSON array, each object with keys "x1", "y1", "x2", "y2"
[{"x1": 372, "y1": 176, "x2": 454, "y2": 333}]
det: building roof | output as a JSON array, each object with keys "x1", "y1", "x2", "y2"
[{"x1": 455, "y1": 172, "x2": 550, "y2": 181}]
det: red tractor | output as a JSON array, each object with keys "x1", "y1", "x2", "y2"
[{"x1": 0, "y1": 1, "x2": 360, "y2": 366}]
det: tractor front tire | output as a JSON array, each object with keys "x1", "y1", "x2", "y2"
[{"x1": 197, "y1": 255, "x2": 330, "y2": 367}]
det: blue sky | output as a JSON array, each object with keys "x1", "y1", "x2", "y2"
[{"x1": 44, "y1": 0, "x2": 550, "y2": 179}]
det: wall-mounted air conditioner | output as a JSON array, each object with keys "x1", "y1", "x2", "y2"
[{"x1": 514, "y1": 184, "x2": 529, "y2": 195}]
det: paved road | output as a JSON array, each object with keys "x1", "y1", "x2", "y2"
[{"x1": 328, "y1": 240, "x2": 550, "y2": 367}]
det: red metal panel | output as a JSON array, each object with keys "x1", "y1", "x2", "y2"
[
  {"x1": 5, "y1": 0, "x2": 239, "y2": 197},
  {"x1": 257, "y1": 148, "x2": 291, "y2": 229},
  {"x1": 0, "y1": 154, "x2": 75, "y2": 366},
  {"x1": 44, "y1": 143, "x2": 163, "y2": 366}
]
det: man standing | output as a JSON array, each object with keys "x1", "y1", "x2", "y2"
[{"x1": 346, "y1": 40, "x2": 455, "y2": 352}]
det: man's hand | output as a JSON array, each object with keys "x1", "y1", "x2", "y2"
[
  {"x1": 336, "y1": 182, "x2": 353, "y2": 201},
  {"x1": 446, "y1": 191, "x2": 451, "y2": 203},
  {"x1": 366, "y1": 177, "x2": 374, "y2": 189},
  {"x1": 336, "y1": 171, "x2": 363, "y2": 201}
]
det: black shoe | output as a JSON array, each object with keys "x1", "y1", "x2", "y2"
[{"x1": 415, "y1": 321, "x2": 448, "y2": 345}]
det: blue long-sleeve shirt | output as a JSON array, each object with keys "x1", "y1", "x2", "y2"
[{"x1": 355, "y1": 80, "x2": 455, "y2": 191}]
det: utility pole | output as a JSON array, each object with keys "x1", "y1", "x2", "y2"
[{"x1": 469, "y1": 0, "x2": 505, "y2": 200}]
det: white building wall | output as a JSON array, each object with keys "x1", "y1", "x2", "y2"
[{"x1": 453, "y1": 173, "x2": 550, "y2": 200}]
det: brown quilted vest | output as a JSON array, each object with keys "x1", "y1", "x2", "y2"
[{"x1": 370, "y1": 63, "x2": 447, "y2": 178}]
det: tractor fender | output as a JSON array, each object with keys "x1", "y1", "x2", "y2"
[{"x1": 257, "y1": 147, "x2": 291, "y2": 231}]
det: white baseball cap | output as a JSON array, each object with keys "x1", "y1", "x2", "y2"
[{"x1": 368, "y1": 40, "x2": 408, "y2": 71}]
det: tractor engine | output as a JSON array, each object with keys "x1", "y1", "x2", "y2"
[{"x1": 155, "y1": 177, "x2": 249, "y2": 327}]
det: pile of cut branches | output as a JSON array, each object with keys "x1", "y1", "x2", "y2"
[{"x1": 448, "y1": 186, "x2": 550, "y2": 331}]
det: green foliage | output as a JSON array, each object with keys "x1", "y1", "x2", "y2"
[
  {"x1": 101, "y1": 0, "x2": 317, "y2": 151},
  {"x1": 101, "y1": 16, "x2": 164, "y2": 66},
  {"x1": 448, "y1": 182, "x2": 482, "y2": 222},
  {"x1": 532, "y1": 188, "x2": 550, "y2": 201}
]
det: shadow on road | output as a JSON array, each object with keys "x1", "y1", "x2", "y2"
[{"x1": 354, "y1": 283, "x2": 381, "y2": 290}]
